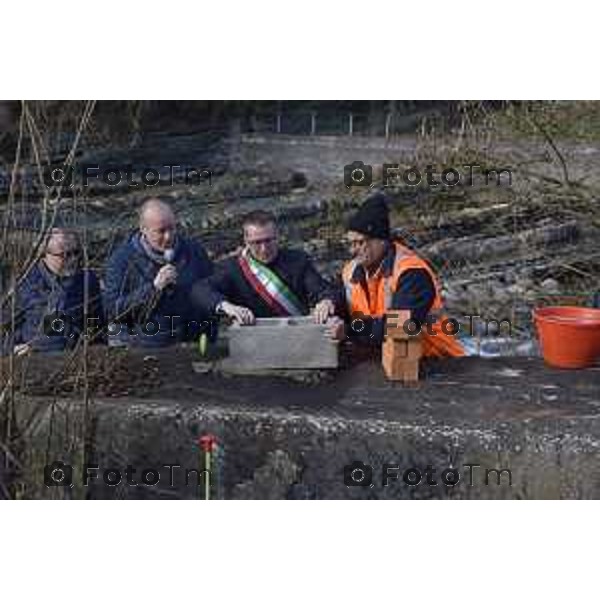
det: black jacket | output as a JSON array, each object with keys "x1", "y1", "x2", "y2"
[{"x1": 191, "y1": 248, "x2": 335, "y2": 318}]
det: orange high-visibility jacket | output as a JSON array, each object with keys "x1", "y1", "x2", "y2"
[{"x1": 341, "y1": 241, "x2": 465, "y2": 357}]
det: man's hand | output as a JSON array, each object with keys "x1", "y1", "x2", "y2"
[
  {"x1": 14, "y1": 343, "x2": 32, "y2": 356},
  {"x1": 313, "y1": 299, "x2": 336, "y2": 324},
  {"x1": 325, "y1": 316, "x2": 346, "y2": 341},
  {"x1": 153, "y1": 265, "x2": 178, "y2": 291},
  {"x1": 218, "y1": 301, "x2": 256, "y2": 325}
]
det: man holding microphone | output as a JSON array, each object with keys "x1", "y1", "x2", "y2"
[{"x1": 104, "y1": 197, "x2": 215, "y2": 347}]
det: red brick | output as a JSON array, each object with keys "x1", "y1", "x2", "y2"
[{"x1": 381, "y1": 332, "x2": 422, "y2": 383}]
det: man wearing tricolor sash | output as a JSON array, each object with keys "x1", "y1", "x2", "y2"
[{"x1": 192, "y1": 210, "x2": 337, "y2": 325}]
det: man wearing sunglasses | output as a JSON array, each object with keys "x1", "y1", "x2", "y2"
[
  {"x1": 192, "y1": 210, "x2": 336, "y2": 325},
  {"x1": 8, "y1": 227, "x2": 103, "y2": 354},
  {"x1": 329, "y1": 193, "x2": 465, "y2": 358}
]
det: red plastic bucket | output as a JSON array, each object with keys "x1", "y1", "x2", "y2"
[{"x1": 533, "y1": 306, "x2": 600, "y2": 368}]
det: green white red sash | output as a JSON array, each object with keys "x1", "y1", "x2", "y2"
[{"x1": 237, "y1": 248, "x2": 304, "y2": 316}]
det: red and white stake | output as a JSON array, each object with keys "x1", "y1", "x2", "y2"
[{"x1": 199, "y1": 434, "x2": 217, "y2": 500}]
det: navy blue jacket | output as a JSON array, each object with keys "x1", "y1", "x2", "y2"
[
  {"x1": 5, "y1": 262, "x2": 103, "y2": 353},
  {"x1": 103, "y1": 233, "x2": 214, "y2": 347}
]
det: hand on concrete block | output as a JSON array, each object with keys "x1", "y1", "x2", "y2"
[
  {"x1": 312, "y1": 299, "x2": 336, "y2": 324},
  {"x1": 219, "y1": 301, "x2": 256, "y2": 325}
]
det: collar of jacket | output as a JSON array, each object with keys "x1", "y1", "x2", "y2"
[
  {"x1": 134, "y1": 232, "x2": 182, "y2": 265},
  {"x1": 37, "y1": 259, "x2": 69, "y2": 290},
  {"x1": 350, "y1": 241, "x2": 395, "y2": 283}
]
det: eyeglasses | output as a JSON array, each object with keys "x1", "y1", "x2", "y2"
[
  {"x1": 348, "y1": 237, "x2": 371, "y2": 249},
  {"x1": 145, "y1": 226, "x2": 177, "y2": 236},
  {"x1": 46, "y1": 249, "x2": 80, "y2": 259},
  {"x1": 247, "y1": 236, "x2": 277, "y2": 248}
]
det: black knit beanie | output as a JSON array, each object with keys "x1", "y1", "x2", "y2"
[{"x1": 347, "y1": 193, "x2": 390, "y2": 240}]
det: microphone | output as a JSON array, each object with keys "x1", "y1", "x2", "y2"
[{"x1": 163, "y1": 248, "x2": 176, "y2": 294}]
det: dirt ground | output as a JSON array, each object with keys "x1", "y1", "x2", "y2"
[{"x1": 6, "y1": 344, "x2": 600, "y2": 430}]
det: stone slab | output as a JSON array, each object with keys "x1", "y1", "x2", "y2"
[{"x1": 224, "y1": 316, "x2": 338, "y2": 370}]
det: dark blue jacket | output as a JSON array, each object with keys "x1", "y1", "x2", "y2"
[
  {"x1": 5, "y1": 262, "x2": 103, "y2": 353},
  {"x1": 103, "y1": 233, "x2": 214, "y2": 347}
]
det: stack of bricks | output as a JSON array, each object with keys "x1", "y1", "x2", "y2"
[{"x1": 381, "y1": 310, "x2": 422, "y2": 383}]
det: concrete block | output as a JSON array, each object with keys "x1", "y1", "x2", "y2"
[{"x1": 224, "y1": 317, "x2": 338, "y2": 370}]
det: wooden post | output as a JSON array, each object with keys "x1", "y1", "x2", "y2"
[
  {"x1": 381, "y1": 310, "x2": 422, "y2": 383},
  {"x1": 348, "y1": 113, "x2": 353, "y2": 136}
]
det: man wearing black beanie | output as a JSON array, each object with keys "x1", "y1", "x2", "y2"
[
  {"x1": 347, "y1": 193, "x2": 391, "y2": 240},
  {"x1": 330, "y1": 193, "x2": 465, "y2": 357}
]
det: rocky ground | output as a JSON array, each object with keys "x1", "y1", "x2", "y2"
[{"x1": 5, "y1": 346, "x2": 600, "y2": 499}]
